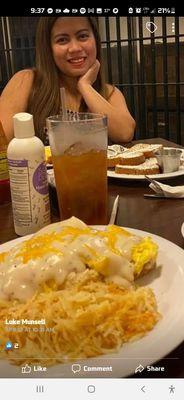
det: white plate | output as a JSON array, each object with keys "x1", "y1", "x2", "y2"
[
  {"x1": 0, "y1": 227, "x2": 184, "y2": 378},
  {"x1": 108, "y1": 147, "x2": 184, "y2": 181},
  {"x1": 108, "y1": 168, "x2": 184, "y2": 181},
  {"x1": 181, "y1": 223, "x2": 184, "y2": 238}
]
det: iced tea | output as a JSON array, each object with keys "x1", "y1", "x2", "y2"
[
  {"x1": 47, "y1": 113, "x2": 108, "y2": 225},
  {"x1": 52, "y1": 149, "x2": 107, "y2": 225}
]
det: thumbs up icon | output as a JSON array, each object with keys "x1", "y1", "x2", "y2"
[{"x1": 21, "y1": 364, "x2": 32, "y2": 374}]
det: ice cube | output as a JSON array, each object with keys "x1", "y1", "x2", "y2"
[{"x1": 64, "y1": 142, "x2": 93, "y2": 156}]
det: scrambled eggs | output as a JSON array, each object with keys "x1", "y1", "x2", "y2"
[{"x1": 0, "y1": 217, "x2": 158, "y2": 302}]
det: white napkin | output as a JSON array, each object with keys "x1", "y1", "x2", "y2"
[
  {"x1": 47, "y1": 169, "x2": 55, "y2": 187},
  {"x1": 149, "y1": 180, "x2": 184, "y2": 198}
]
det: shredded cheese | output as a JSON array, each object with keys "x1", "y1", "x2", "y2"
[{"x1": 0, "y1": 270, "x2": 160, "y2": 367}]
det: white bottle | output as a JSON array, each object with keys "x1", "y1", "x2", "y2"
[{"x1": 7, "y1": 112, "x2": 51, "y2": 236}]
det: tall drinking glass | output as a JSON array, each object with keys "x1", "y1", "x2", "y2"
[{"x1": 46, "y1": 113, "x2": 108, "y2": 225}]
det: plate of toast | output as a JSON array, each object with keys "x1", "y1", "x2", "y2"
[{"x1": 107, "y1": 144, "x2": 184, "y2": 180}]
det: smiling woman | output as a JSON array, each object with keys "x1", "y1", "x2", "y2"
[
  {"x1": 0, "y1": 16, "x2": 135, "y2": 144},
  {"x1": 51, "y1": 19, "x2": 97, "y2": 78}
]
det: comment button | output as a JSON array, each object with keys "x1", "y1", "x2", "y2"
[{"x1": 71, "y1": 364, "x2": 81, "y2": 374}]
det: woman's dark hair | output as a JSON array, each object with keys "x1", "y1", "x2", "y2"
[{"x1": 27, "y1": 17, "x2": 111, "y2": 141}]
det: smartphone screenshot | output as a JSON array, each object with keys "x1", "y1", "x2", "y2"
[{"x1": 0, "y1": 4, "x2": 184, "y2": 399}]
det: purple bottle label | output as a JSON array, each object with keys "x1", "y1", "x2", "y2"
[
  {"x1": 8, "y1": 159, "x2": 28, "y2": 167},
  {"x1": 33, "y1": 162, "x2": 48, "y2": 195}
]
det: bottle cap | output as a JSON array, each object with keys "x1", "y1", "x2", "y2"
[{"x1": 13, "y1": 113, "x2": 35, "y2": 139}]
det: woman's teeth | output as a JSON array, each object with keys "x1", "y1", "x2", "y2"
[{"x1": 69, "y1": 58, "x2": 85, "y2": 64}]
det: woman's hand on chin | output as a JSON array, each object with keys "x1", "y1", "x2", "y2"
[{"x1": 77, "y1": 60, "x2": 100, "y2": 90}]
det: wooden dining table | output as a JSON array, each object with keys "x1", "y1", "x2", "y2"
[{"x1": 0, "y1": 137, "x2": 184, "y2": 378}]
